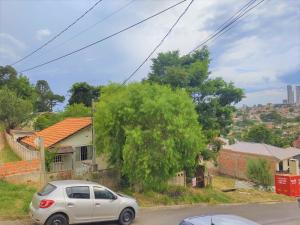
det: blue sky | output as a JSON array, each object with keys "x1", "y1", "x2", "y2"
[{"x1": 0, "y1": 0, "x2": 299, "y2": 108}]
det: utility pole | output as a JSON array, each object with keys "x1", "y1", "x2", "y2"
[
  {"x1": 92, "y1": 99, "x2": 96, "y2": 169},
  {"x1": 36, "y1": 137, "x2": 46, "y2": 186}
]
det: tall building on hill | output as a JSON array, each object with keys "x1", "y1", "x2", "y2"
[
  {"x1": 287, "y1": 85, "x2": 294, "y2": 104},
  {"x1": 296, "y1": 86, "x2": 300, "y2": 105}
]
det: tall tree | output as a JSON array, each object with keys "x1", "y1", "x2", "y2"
[
  {"x1": 95, "y1": 83, "x2": 206, "y2": 189},
  {"x1": 35, "y1": 80, "x2": 65, "y2": 112},
  {"x1": 146, "y1": 47, "x2": 244, "y2": 139},
  {"x1": 0, "y1": 65, "x2": 36, "y2": 101},
  {"x1": 68, "y1": 82, "x2": 100, "y2": 107},
  {"x1": 0, "y1": 87, "x2": 33, "y2": 130}
]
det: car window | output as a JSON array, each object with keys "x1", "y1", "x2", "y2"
[
  {"x1": 38, "y1": 183, "x2": 56, "y2": 196},
  {"x1": 66, "y1": 186, "x2": 90, "y2": 199},
  {"x1": 93, "y1": 187, "x2": 115, "y2": 200}
]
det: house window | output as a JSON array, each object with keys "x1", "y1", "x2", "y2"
[
  {"x1": 54, "y1": 155, "x2": 63, "y2": 163},
  {"x1": 80, "y1": 146, "x2": 88, "y2": 161},
  {"x1": 76, "y1": 146, "x2": 93, "y2": 161}
]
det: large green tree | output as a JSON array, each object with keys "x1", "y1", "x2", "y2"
[
  {"x1": 94, "y1": 83, "x2": 206, "y2": 189},
  {"x1": 146, "y1": 47, "x2": 244, "y2": 139},
  {"x1": 0, "y1": 87, "x2": 33, "y2": 130},
  {"x1": 68, "y1": 82, "x2": 100, "y2": 107},
  {"x1": 0, "y1": 65, "x2": 36, "y2": 102},
  {"x1": 35, "y1": 80, "x2": 65, "y2": 112}
]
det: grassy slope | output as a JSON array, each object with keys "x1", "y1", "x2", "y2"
[
  {"x1": 0, "y1": 144, "x2": 21, "y2": 164},
  {"x1": 123, "y1": 176, "x2": 294, "y2": 207},
  {"x1": 0, "y1": 180, "x2": 37, "y2": 219}
]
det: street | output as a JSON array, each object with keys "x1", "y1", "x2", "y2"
[{"x1": 0, "y1": 202, "x2": 299, "y2": 225}]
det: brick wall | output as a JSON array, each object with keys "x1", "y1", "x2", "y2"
[
  {"x1": 0, "y1": 159, "x2": 40, "y2": 177},
  {"x1": 218, "y1": 149, "x2": 278, "y2": 181}
]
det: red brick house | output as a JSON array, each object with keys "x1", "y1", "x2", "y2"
[{"x1": 218, "y1": 142, "x2": 300, "y2": 181}]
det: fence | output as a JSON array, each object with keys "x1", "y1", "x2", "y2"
[{"x1": 4, "y1": 132, "x2": 40, "y2": 160}]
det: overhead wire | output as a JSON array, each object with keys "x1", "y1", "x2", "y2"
[
  {"x1": 11, "y1": 0, "x2": 104, "y2": 66},
  {"x1": 188, "y1": 0, "x2": 265, "y2": 54},
  {"x1": 122, "y1": 0, "x2": 194, "y2": 84},
  {"x1": 37, "y1": 0, "x2": 136, "y2": 57},
  {"x1": 19, "y1": 0, "x2": 188, "y2": 73}
]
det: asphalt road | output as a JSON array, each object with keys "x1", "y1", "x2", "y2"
[{"x1": 0, "y1": 202, "x2": 299, "y2": 225}]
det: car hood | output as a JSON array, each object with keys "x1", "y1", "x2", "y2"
[
  {"x1": 117, "y1": 193, "x2": 136, "y2": 201},
  {"x1": 182, "y1": 214, "x2": 260, "y2": 225}
]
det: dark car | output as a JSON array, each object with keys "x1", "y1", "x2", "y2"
[{"x1": 180, "y1": 214, "x2": 260, "y2": 225}]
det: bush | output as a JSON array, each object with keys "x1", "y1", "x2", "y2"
[{"x1": 246, "y1": 158, "x2": 273, "y2": 188}]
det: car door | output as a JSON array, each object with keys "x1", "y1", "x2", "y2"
[
  {"x1": 92, "y1": 186, "x2": 120, "y2": 221},
  {"x1": 64, "y1": 186, "x2": 93, "y2": 223}
]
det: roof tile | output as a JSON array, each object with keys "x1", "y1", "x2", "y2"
[{"x1": 21, "y1": 117, "x2": 91, "y2": 149}]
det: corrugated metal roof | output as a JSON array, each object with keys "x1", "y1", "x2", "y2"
[{"x1": 225, "y1": 142, "x2": 300, "y2": 160}]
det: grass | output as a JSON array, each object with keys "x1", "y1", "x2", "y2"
[
  {"x1": 212, "y1": 176, "x2": 294, "y2": 203},
  {"x1": 121, "y1": 175, "x2": 294, "y2": 207},
  {"x1": 0, "y1": 180, "x2": 37, "y2": 219},
  {"x1": 0, "y1": 144, "x2": 21, "y2": 163}
]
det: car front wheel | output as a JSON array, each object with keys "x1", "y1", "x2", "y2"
[
  {"x1": 119, "y1": 208, "x2": 135, "y2": 225},
  {"x1": 45, "y1": 213, "x2": 68, "y2": 225}
]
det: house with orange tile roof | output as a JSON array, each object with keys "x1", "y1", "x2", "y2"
[{"x1": 20, "y1": 117, "x2": 107, "y2": 174}]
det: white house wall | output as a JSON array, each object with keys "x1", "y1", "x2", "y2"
[{"x1": 54, "y1": 126, "x2": 92, "y2": 148}]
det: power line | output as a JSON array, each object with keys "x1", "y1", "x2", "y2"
[
  {"x1": 38, "y1": 0, "x2": 136, "y2": 57},
  {"x1": 122, "y1": 0, "x2": 194, "y2": 84},
  {"x1": 12, "y1": 0, "x2": 104, "y2": 66},
  {"x1": 189, "y1": 0, "x2": 265, "y2": 54},
  {"x1": 19, "y1": 0, "x2": 188, "y2": 73}
]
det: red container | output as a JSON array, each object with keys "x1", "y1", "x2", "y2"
[{"x1": 275, "y1": 175, "x2": 300, "y2": 197}]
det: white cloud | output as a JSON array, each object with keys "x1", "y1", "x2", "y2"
[
  {"x1": 0, "y1": 33, "x2": 26, "y2": 62},
  {"x1": 36, "y1": 29, "x2": 51, "y2": 41}
]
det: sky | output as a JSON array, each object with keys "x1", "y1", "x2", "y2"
[{"x1": 0, "y1": 0, "x2": 300, "y2": 108}]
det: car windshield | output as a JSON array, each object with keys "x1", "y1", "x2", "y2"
[{"x1": 38, "y1": 183, "x2": 56, "y2": 196}]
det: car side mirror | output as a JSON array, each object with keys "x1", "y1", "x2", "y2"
[{"x1": 112, "y1": 195, "x2": 118, "y2": 200}]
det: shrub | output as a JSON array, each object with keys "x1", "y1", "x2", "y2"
[{"x1": 246, "y1": 158, "x2": 273, "y2": 188}]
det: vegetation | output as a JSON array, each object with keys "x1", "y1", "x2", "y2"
[
  {"x1": 68, "y1": 82, "x2": 100, "y2": 107},
  {"x1": 122, "y1": 176, "x2": 293, "y2": 207},
  {"x1": 247, "y1": 159, "x2": 273, "y2": 188},
  {"x1": 0, "y1": 65, "x2": 36, "y2": 102},
  {"x1": 0, "y1": 180, "x2": 36, "y2": 219},
  {"x1": 146, "y1": 47, "x2": 244, "y2": 140},
  {"x1": 0, "y1": 87, "x2": 33, "y2": 130},
  {"x1": 243, "y1": 124, "x2": 291, "y2": 147},
  {"x1": 35, "y1": 80, "x2": 64, "y2": 112},
  {"x1": 33, "y1": 103, "x2": 91, "y2": 130},
  {"x1": 260, "y1": 111, "x2": 282, "y2": 124},
  {"x1": 0, "y1": 66, "x2": 64, "y2": 130},
  {"x1": 0, "y1": 144, "x2": 21, "y2": 163},
  {"x1": 95, "y1": 83, "x2": 206, "y2": 190}
]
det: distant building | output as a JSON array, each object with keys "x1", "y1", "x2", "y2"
[
  {"x1": 287, "y1": 85, "x2": 295, "y2": 105},
  {"x1": 296, "y1": 86, "x2": 300, "y2": 105},
  {"x1": 283, "y1": 99, "x2": 288, "y2": 105},
  {"x1": 218, "y1": 142, "x2": 300, "y2": 182}
]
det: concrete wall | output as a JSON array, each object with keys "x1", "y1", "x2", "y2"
[
  {"x1": 3, "y1": 171, "x2": 41, "y2": 184},
  {"x1": 5, "y1": 132, "x2": 40, "y2": 160},
  {"x1": 218, "y1": 149, "x2": 278, "y2": 181}
]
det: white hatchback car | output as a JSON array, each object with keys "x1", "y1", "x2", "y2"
[{"x1": 30, "y1": 180, "x2": 138, "y2": 225}]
